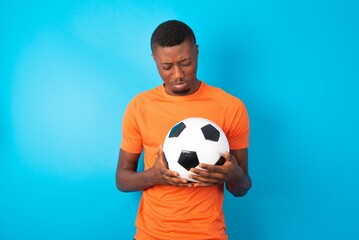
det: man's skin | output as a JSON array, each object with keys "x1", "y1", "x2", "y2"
[{"x1": 116, "y1": 39, "x2": 251, "y2": 196}]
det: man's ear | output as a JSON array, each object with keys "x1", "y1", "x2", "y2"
[
  {"x1": 195, "y1": 44, "x2": 199, "y2": 57},
  {"x1": 151, "y1": 52, "x2": 157, "y2": 62}
]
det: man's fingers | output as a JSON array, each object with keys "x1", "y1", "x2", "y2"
[
  {"x1": 223, "y1": 151, "x2": 229, "y2": 160},
  {"x1": 158, "y1": 144, "x2": 163, "y2": 158}
]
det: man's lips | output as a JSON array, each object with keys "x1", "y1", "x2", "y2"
[{"x1": 172, "y1": 80, "x2": 187, "y2": 85}]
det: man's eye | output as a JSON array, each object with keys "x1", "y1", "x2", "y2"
[
  {"x1": 162, "y1": 65, "x2": 172, "y2": 70},
  {"x1": 181, "y1": 62, "x2": 191, "y2": 66}
]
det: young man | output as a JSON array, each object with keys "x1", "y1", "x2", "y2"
[{"x1": 116, "y1": 20, "x2": 251, "y2": 240}]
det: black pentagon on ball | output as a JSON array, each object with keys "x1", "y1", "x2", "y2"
[
  {"x1": 178, "y1": 150, "x2": 200, "y2": 171},
  {"x1": 215, "y1": 156, "x2": 226, "y2": 165},
  {"x1": 169, "y1": 122, "x2": 186, "y2": 138},
  {"x1": 201, "y1": 124, "x2": 220, "y2": 142}
]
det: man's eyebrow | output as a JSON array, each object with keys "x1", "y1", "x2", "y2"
[{"x1": 161, "y1": 57, "x2": 192, "y2": 65}]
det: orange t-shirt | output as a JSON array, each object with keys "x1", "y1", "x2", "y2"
[{"x1": 121, "y1": 82, "x2": 249, "y2": 240}]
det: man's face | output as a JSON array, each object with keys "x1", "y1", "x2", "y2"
[{"x1": 152, "y1": 40, "x2": 199, "y2": 96}]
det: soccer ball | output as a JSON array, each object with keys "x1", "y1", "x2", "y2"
[{"x1": 163, "y1": 117, "x2": 229, "y2": 181}]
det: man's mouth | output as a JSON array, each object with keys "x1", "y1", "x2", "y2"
[{"x1": 173, "y1": 80, "x2": 186, "y2": 85}]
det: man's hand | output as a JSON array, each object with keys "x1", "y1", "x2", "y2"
[
  {"x1": 188, "y1": 152, "x2": 244, "y2": 187},
  {"x1": 188, "y1": 149, "x2": 252, "y2": 196},
  {"x1": 149, "y1": 145, "x2": 192, "y2": 187}
]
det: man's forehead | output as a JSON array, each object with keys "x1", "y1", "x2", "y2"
[
  {"x1": 152, "y1": 39, "x2": 196, "y2": 53},
  {"x1": 154, "y1": 48, "x2": 194, "y2": 63}
]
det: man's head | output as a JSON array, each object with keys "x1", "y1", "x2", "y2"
[
  {"x1": 151, "y1": 20, "x2": 200, "y2": 96},
  {"x1": 151, "y1": 20, "x2": 196, "y2": 53}
]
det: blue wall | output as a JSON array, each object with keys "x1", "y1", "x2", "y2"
[{"x1": 1, "y1": 1, "x2": 358, "y2": 239}]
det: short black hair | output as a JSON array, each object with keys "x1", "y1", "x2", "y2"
[{"x1": 151, "y1": 20, "x2": 196, "y2": 52}]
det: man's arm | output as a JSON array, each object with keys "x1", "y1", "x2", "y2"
[
  {"x1": 116, "y1": 149, "x2": 151, "y2": 192},
  {"x1": 188, "y1": 148, "x2": 252, "y2": 197},
  {"x1": 116, "y1": 146, "x2": 191, "y2": 192},
  {"x1": 225, "y1": 148, "x2": 252, "y2": 196}
]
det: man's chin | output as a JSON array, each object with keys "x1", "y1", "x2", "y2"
[{"x1": 171, "y1": 87, "x2": 191, "y2": 95}]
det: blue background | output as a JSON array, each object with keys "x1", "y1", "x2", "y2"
[{"x1": 1, "y1": 0, "x2": 358, "y2": 239}]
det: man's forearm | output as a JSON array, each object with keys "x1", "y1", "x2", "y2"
[
  {"x1": 116, "y1": 168, "x2": 155, "y2": 192},
  {"x1": 226, "y1": 175, "x2": 252, "y2": 197}
]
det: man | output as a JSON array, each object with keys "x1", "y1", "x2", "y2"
[{"x1": 116, "y1": 20, "x2": 251, "y2": 240}]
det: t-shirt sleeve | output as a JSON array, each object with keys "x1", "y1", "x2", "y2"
[
  {"x1": 227, "y1": 100, "x2": 250, "y2": 150},
  {"x1": 120, "y1": 99, "x2": 143, "y2": 153}
]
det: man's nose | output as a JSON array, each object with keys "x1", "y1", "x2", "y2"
[{"x1": 173, "y1": 65, "x2": 184, "y2": 79}]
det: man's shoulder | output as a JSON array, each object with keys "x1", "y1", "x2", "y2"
[
  {"x1": 203, "y1": 82, "x2": 244, "y2": 105},
  {"x1": 127, "y1": 85, "x2": 163, "y2": 110},
  {"x1": 132, "y1": 85, "x2": 163, "y2": 101}
]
